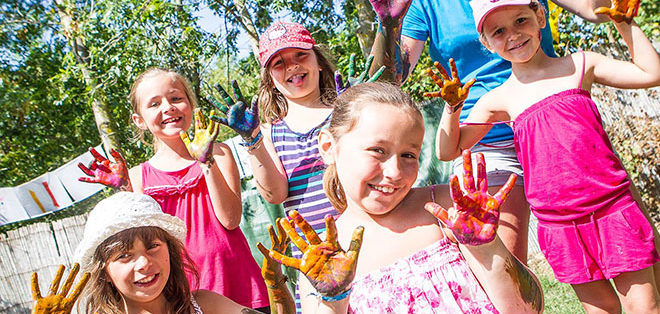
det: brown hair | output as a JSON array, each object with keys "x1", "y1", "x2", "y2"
[
  {"x1": 83, "y1": 226, "x2": 199, "y2": 314},
  {"x1": 258, "y1": 46, "x2": 337, "y2": 123},
  {"x1": 322, "y1": 82, "x2": 422, "y2": 212},
  {"x1": 128, "y1": 68, "x2": 198, "y2": 146}
]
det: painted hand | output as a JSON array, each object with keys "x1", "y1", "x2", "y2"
[
  {"x1": 594, "y1": 0, "x2": 640, "y2": 23},
  {"x1": 424, "y1": 59, "x2": 476, "y2": 109},
  {"x1": 368, "y1": 0, "x2": 413, "y2": 26},
  {"x1": 180, "y1": 108, "x2": 219, "y2": 165},
  {"x1": 425, "y1": 149, "x2": 516, "y2": 245},
  {"x1": 267, "y1": 211, "x2": 364, "y2": 297},
  {"x1": 31, "y1": 264, "x2": 90, "y2": 314},
  {"x1": 77, "y1": 147, "x2": 129, "y2": 189},
  {"x1": 205, "y1": 81, "x2": 259, "y2": 141},
  {"x1": 335, "y1": 54, "x2": 386, "y2": 95},
  {"x1": 257, "y1": 218, "x2": 291, "y2": 288}
]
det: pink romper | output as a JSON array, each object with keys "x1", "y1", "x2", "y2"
[
  {"x1": 512, "y1": 52, "x2": 658, "y2": 284},
  {"x1": 348, "y1": 237, "x2": 498, "y2": 313},
  {"x1": 142, "y1": 161, "x2": 269, "y2": 308}
]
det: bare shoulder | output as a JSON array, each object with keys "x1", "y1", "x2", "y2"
[
  {"x1": 193, "y1": 290, "x2": 259, "y2": 314},
  {"x1": 128, "y1": 165, "x2": 143, "y2": 193}
]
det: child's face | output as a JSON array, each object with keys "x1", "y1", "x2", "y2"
[
  {"x1": 321, "y1": 103, "x2": 424, "y2": 216},
  {"x1": 268, "y1": 48, "x2": 322, "y2": 102},
  {"x1": 105, "y1": 238, "x2": 171, "y2": 306},
  {"x1": 480, "y1": 5, "x2": 546, "y2": 63},
  {"x1": 131, "y1": 73, "x2": 193, "y2": 140}
]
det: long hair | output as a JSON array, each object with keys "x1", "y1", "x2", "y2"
[
  {"x1": 258, "y1": 45, "x2": 337, "y2": 123},
  {"x1": 83, "y1": 226, "x2": 199, "y2": 314},
  {"x1": 128, "y1": 68, "x2": 198, "y2": 146},
  {"x1": 322, "y1": 82, "x2": 422, "y2": 212}
]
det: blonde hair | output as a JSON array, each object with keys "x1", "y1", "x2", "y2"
[
  {"x1": 322, "y1": 82, "x2": 422, "y2": 212},
  {"x1": 83, "y1": 226, "x2": 199, "y2": 314},
  {"x1": 258, "y1": 46, "x2": 337, "y2": 123},
  {"x1": 128, "y1": 68, "x2": 198, "y2": 145}
]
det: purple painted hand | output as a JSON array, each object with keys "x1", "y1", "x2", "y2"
[
  {"x1": 424, "y1": 59, "x2": 476, "y2": 109},
  {"x1": 335, "y1": 54, "x2": 386, "y2": 96},
  {"x1": 205, "y1": 80, "x2": 259, "y2": 141},
  {"x1": 180, "y1": 108, "x2": 219, "y2": 165},
  {"x1": 266, "y1": 211, "x2": 364, "y2": 298},
  {"x1": 425, "y1": 149, "x2": 516, "y2": 245},
  {"x1": 31, "y1": 263, "x2": 89, "y2": 314},
  {"x1": 78, "y1": 147, "x2": 129, "y2": 189},
  {"x1": 368, "y1": 0, "x2": 413, "y2": 26},
  {"x1": 594, "y1": 0, "x2": 640, "y2": 23}
]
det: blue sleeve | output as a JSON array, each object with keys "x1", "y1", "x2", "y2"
[{"x1": 401, "y1": 0, "x2": 429, "y2": 41}]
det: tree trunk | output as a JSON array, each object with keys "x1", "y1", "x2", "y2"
[
  {"x1": 353, "y1": 0, "x2": 377, "y2": 58},
  {"x1": 53, "y1": 0, "x2": 121, "y2": 153},
  {"x1": 232, "y1": 0, "x2": 261, "y2": 64}
]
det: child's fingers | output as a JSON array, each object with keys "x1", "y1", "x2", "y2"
[
  {"x1": 67, "y1": 272, "x2": 89, "y2": 303},
  {"x1": 449, "y1": 58, "x2": 459, "y2": 81},
  {"x1": 205, "y1": 96, "x2": 229, "y2": 114},
  {"x1": 493, "y1": 174, "x2": 517, "y2": 204},
  {"x1": 59, "y1": 263, "x2": 80, "y2": 297},
  {"x1": 249, "y1": 96, "x2": 259, "y2": 119},
  {"x1": 367, "y1": 66, "x2": 386, "y2": 83},
  {"x1": 279, "y1": 217, "x2": 308, "y2": 252},
  {"x1": 463, "y1": 78, "x2": 476, "y2": 93},
  {"x1": 267, "y1": 225, "x2": 277, "y2": 248},
  {"x1": 448, "y1": 175, "x2": 463, "y2": 204},
  {"x1": 180, "y1": 131, "x2": 191, "y2": 146},
  {"x1": 257, "y1": 242, "x2": 271, "y2": 259},
  {"x1": 31, "y1": 272, "x2": 42, "y2": 300},
  {"x1": 424, "y1": 201, "x2": 449, "y2": 223},
  {"x1": 335, "y1": 72, "x2": 345, "y2": 92},
  {"x1": 426, "y1": 68, "x2": 445, "y2": 88},
  {"x1": 347, "y1": 226, "x2": 365, "y2": 256},
  {"x1": 269, "y1": 250, "x2": 301, "y2": 269},
  {"x1": 289, "y1": 210, "x2": 322, "y2": 245},
  {"x1": 95, "y1": 163, "x2": 112, "y2": 174},
  {"x1": 324, "y1": 215, "x2": 338, "y2": 247},
  {"x1": 89, "y1": 147, "x2": 107, "y2": 163},
  {"x1": 462, "y1": 149, "x2": 476, "y2": 193},
  {"x1": 275, "y1": 218, "x2": 289, "y2": 248},
  {"x1": 231, "y1": 80, "x2": 247, "y2": 105},
  {"x1": 476, "y1": 152, "x2": 488, "y2": 194},
  {"x1": 78, "y1": 176, "x2": 100, "y2": 184},
  {"x1": 348, "y1": 53, "x2": 356, "y2": 77},
  {"x1": 109, "y1": 149, "x2": 126, "y2": 166},
  {"x1": 433, "y1": 61, "x2": 450, "y2": 81},
  {"x1": 49, "y1": 264, "x2": 65, "y2": 295},
  {"x1": 423, "y1": 91, "x2": 442, "y2": 98},
  {"x1": 77, "y1": 163, "x2": 94, "y2": 176},
  {"x1": 214, "y1": 83, "x2": 234, "y2": 107}
]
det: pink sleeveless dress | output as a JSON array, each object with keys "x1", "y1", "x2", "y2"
[{"x1": 142, "y1": 161, "x2": 269, "y2": 308}]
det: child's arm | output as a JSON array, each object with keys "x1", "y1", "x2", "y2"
[
  {"x1": 246, "y1": 125, "x2": 291, "y2": 204},
  {"x1": 587, "y1": 20, "x2": 660, "y2": 89},
  {"x1": 204, "y1": 142, "x2": 243, "y2": 230},
  {"x1": 553, "y1": 0, "x2": 613, "y2": 23}
]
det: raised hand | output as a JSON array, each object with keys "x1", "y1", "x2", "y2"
[
  {"x1": 425, "y1": 149, "x2": 516, "y2": 245},
  {"x1": 180, "y1": 108, "x2": 219, "y2": 165},
  {"x1": 335, "y1": 54, "x2": 386, "y2": 95},
  {"x1": 204, "y1": 81, "x2": 260, "y2": 141},
  {"x1": 77, "y1": 147, "x2": 130, "y2": 189},
  {"x1": 267, "y1": 211, "x2": 364, "y2": 298},
  {"x1": 257, "y1": 218, "x2": 291, "y2": 288},
  {"x1": 424, "y1": 59, "x2": 476, "y2": 110},
  {"x1": 31, "y1": 263, "x2": 90, "y2": 314},
  {"x1": 368, "y1": 0, "x2": 413, "y2": 26},
  {"x1": 594, "y1": 0, "x2": 640, "y2": 23}
]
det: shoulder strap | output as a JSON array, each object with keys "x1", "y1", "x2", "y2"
[{"x1": 579, "y1": 51, "x2": 586, "y2": 90}]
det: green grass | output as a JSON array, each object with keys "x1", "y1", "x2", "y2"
[{"x1": 537, "y1": 274, "x2": 584, "y2": 313}]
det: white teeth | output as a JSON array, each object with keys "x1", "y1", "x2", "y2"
[
  {"x1": 136, "y1": 275, "x2": 155, "y2": 284},
  {"x1": 162, "y1": 117, "x2": 180, "y2": 124},
  {"x1": 373, "y1": 185, "x2": 395, "y2": 193}
]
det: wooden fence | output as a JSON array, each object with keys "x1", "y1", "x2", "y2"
[{"x1": 1, "y1": 85, "x2": 658, "y2": 313}]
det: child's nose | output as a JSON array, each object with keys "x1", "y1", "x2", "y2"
[
  {"x1": 134, "y1": 254, "x2": 152, "y2": 271},
  {"x1": 161, "y1": 100, "x2": 176, "y2": 113},
  {"x1": 383, "y1": 157, "x2": 403, "y2": 180}
]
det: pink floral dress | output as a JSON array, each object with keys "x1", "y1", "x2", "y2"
[{"x1": 348, "y1": 237, "x2": 498, "y2": 313}]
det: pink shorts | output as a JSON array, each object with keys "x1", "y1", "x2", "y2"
[{"x1": 537, "y1": 199, "x2": 659, "y2": 284}]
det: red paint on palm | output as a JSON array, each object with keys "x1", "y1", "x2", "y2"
[
  {"x1": 425, "y1": 149, "x2": 517, "y2": 245},
  {"x1": 77, "y1": 148, "x2": 129, "y2": 189}
]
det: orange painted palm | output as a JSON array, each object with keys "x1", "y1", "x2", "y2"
[
  {"x1": 267, "y1": 211, "x2": 364, "y2": 297},
  {"x1": 31, "y1": 264, "x2": 89, "y2": 314},
  {"x1": 425, "y1": 149, "x2": 516, "y2": 245},
  {"x1": 78, "y1": 147, "x2": 129, "y2": 189},
  {"x1": 594, "y1": 0, "x2": 640, "y2": 23},
  {"x1": 424, "y1": 58, "x2": 476, "y2": 110}
]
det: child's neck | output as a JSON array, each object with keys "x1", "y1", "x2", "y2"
[
  {"x1": 283, "y1": 94, "x2": 332, "y2": 133},
  {"x1": 509, "y1": 49, "x2": 556, "y2": 81},
  {"x1": 150, "y1": 136, "x2": 194, "y2": 169},
  {"x1": 122, "y1": 294, "x2": 169, "y2": 314}
]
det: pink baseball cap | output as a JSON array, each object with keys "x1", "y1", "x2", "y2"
[
  {"x1": 258, "y1": 21, "x2": 316, "y2": 67},
  {"x1": 470, "y1": 0, "x2": 532, "y2": 34}
]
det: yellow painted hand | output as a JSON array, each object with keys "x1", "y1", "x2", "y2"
[
  {"x1": 594, "y1": 0, "x2": 640, "y2": 23},
  {"x1": 267, "y1": 211, "x2": 364, "y2": 297},
  {"x1": 31, "y1": 264, "x2": 90, "y2": 314},
  {"x1": 257, "y1": 217, "x2": 291, "y2": 288},
  {"x1": 424, "y1": 59, "x2": 476, "y2": 109},
  {"x1": 180, "y1": 108, "x2": 219, "y2": 165}
]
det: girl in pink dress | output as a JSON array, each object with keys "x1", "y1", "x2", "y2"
[{"x1": 435, "y1": 0, "x2": 660, "y2": 312}]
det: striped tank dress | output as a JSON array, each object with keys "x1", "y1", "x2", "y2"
[{"x1": 271, "y1": 114, "x2": 340, "y2": 311}]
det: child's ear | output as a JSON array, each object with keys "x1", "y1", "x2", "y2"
[
  {"x1": 536, "y1": 7, "x2": 546, "y2": 29},
  {"x1": 318, "y1": 129, "x2": 336, "y2": 165},
  {"x1": 479, "y1": 36, "x2": 494, "y2": 53},
  {"x1": 132, "y1": 113, "x2": 147, "y2": 130}
]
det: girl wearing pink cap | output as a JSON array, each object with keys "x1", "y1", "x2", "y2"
[{"x1": 435, "y1": 0, "x2": 660, "y2": 312}]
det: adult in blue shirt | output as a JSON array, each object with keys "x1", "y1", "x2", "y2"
[{"x1": 368, "y1": 0, "x2": 610, "y2": 264}]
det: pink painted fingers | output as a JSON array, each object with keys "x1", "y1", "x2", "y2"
[
  {"x1": 425, "y1": 149, "x2": 516, "y2": 245},
  {"x1": 594, "y1": 0, "x2": 640, "y2": 24},
  {"x1": 180, "y1": 108, "x2": 220, "y2": 165},
  {"x1": 267, "y1": 211, "x2": 364, "y2": 297},
  {"x1": 77, "y1": 147, "x2": 130, "y2": 189},
  {"x1": 31, "y1": 263, "x2": 90, "y2": 314},
  {"x1": 424, "y1": 59, "x2": 476, "y2": 110}
]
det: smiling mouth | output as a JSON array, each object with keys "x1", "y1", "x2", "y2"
[
  {"x1": 508, "y1": 39, "x2": 530, "y2": 51},
  {"x1": 287, "y1": 73, "x2": 306, "y2": 84},
  {"x1": 370, "y1": 184, "x2": 396, "y2": 194},
  {"x1": 161, "y1": 117, "x2": 182, "y2": 124},
  {"x1": 134, "y1": 273, "x2": 159, "y2": 287}
]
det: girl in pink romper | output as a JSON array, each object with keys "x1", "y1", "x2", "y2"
[{"x1": 437, "y1": 0, "x2": 660, "y2": 312}]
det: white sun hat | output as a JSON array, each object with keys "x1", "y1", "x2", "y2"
[{"x1": 74, "y1": 192, "x2": 187, "y2": 271}]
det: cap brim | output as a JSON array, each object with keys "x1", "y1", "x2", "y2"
[
  {"x1": 262, "y1": 42, "x2": 315, "y2": 67},
  {"x1": 477, "y1": 0, "x2": 532, "y2": 33}
]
